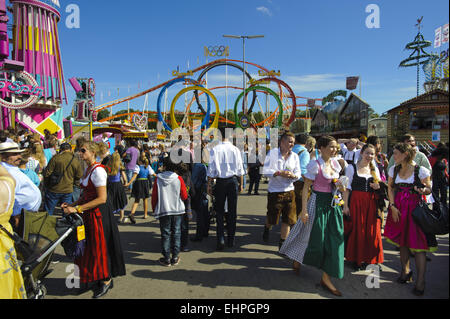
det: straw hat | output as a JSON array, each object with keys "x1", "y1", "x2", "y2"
[{"x1": 0, "y1": 142, "x2": 26, "y2": 154}]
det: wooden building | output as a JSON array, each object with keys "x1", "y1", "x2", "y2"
[
  {"x1": 387, "y1": 89, "x2": 449, "y2": 148},
  {"x1": 310, "y1": 93, "x2": 369, "y2": 139}
]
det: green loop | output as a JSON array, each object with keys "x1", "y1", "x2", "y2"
[{"x1": 234, "y1": 86, "x2": 283, "y2": 129}]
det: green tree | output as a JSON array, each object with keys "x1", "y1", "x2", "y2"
[
  {"x1": 368, "y1": 106, "x2": 380, "y2": 119},
  {"x1": 97, "y1": 109, "x2": 111, "y2": 121}
]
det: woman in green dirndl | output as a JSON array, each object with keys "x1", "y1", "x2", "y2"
[{"x1": 300, "y1": 136, "x2": 346, "y2": 297}]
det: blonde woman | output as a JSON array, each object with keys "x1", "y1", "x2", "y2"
[
  {"x1": 342, "y1": 144, "x2": 384, "y2": 270},
  {"x1": 28, "y1": 143, "x2": 47, "y2": 175},
  {"x1": 125, "y1": 153, "x2": 156, "y2": 223},
  {"x1": 62, "y1": 141, "x2": 125, "y2": 298},
  {"x1": 105, "y1": 151, "x2": 128, "y2": 223}
]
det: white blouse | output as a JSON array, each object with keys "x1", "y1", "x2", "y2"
[
  {"x1": 388, "y1": 163, "x2": 431, "y2": 184},
  {"x1": 81, "y1": 166, "x2": 108, "y2": 188},
  {"x1": 345, "y1": 164, "x2": 381, "y2": 190},
  {"x1": 133, "y1": 165, "x2": 156, "y2": 175},
  {"x1": 304, "y1": 157, "x2": 341, "y2": 181}
]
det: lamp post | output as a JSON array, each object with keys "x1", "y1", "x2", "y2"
[{"x1": 223, "y1": 35, "x2": 264, "y2": 114}]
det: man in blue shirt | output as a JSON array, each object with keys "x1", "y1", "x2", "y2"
[{"x1": 293, "y1": 134, "x2": 311, "y2": 218}]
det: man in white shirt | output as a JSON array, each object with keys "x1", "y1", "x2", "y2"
[
  {"x1": 0, "y1": 142, "x2": 42, "y2": 229},
  {"x1": 262, "y1": 132, "x2": 301, "y2": 249},
  {"x1": 207, "y1": 127, "x2": 245, "y2": 250},
  {"x1": 338, "y1": 138, "x2": 362, "y2": 165}
]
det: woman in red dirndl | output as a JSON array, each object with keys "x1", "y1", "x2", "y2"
[
  {"x1": 63, "y1": 141, "x2": 112, "y2": 298},
  {"x1": 343, "y1": 144, "x2": 384, "y2": 270}
]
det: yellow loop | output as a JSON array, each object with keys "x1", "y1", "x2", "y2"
[{"x1": 170, "y1": 86, "x2": 220, "y2": 133}]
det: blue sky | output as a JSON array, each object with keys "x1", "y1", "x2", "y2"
[{"x1": 54, "y1": 0, "x2": 449, "y2": 119}]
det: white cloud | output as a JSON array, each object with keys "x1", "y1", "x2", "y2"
[
  {"x1": 256, "y1": 6, "x2": 272, "y2": 17},
  {"x1": 284, "y1": 74, "x2": 346, "y2": 93}
]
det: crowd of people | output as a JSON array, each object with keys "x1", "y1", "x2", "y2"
[{"x1": 0, "y1": 125, "x2": 449, "y2": 299}]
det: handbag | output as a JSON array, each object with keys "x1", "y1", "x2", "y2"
[
  {"x1": 56, "y1": 214, "x2": 86, "y2": 259},
  {"x1": 412, "y1": 195, "x2": 449, "y2": 235}
]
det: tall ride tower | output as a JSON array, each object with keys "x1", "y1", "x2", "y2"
[{"x1": 0, "y1": 0, "x2": 67, "y2": 138}]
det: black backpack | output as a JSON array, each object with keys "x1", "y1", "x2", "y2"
[{"x1": 44, "y1": 155, "x2": 74, "y2": 188}]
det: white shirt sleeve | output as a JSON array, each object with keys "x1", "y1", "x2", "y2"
[
  {"x1": 148, "y1": 165, "x2": 155, "y2": 176},
  {"x1": 133, "y1": 165, "x2": 141, "y2": 175},
  {"x1": 345, "y1": 164, "x2": 355, "y2": 190},
  {"x1": 304, "y1": 159, "x2": 319, "y2": 181},
  {"x1": 418, "y1": 166, "x2": 431, "y2": 180},
  {"x1": 91, "y1": 166, "x2": 108, "y2": 187}
]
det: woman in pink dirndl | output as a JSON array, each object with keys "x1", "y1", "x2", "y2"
[{"x1": 384, "y1": 143, "x2": 435, "y2": 296}]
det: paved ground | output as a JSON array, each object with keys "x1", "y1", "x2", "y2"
[{"x1": 42, "y1": 183, "x2": 449, "y2": 300}]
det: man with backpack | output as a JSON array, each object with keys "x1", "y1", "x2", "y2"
[{"x1": 43, "y1": 143, "x2": 83, "y2": 216}]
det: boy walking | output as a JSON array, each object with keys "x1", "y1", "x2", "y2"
[{"x1": 152, "y1": 157, "x2": 188, "y2": 266}]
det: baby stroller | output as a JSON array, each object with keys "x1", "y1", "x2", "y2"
[{"x1": 9, "y1": 211, "x2": 83, "y2": 299}]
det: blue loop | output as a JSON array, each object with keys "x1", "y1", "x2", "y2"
[{"x1": 157, "y1": 78, "x2": 211, "y2": 132}]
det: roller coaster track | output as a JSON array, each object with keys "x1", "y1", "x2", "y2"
[
  {"x1": 95, "y1": 59, "x2": 271, "y2": 113},
  {"x1": 94, "y1": 58, "x2": 320, "y2": 126}
]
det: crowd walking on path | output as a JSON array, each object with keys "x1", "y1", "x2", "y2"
[{"x1": 0, "y1": 126, "x2": 448, "y2": 299}]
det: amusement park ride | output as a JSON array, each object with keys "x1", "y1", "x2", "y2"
[
  {"x1": 0, "y1": 0, "x2": 320, "y2": 141},
  {"x1": 1, "y1": 2, "x2": 445, "y2": 142},
  {"x1": 92, "y1": 57, "x2": 319, "y2": 136},
  {"x1": 0, "y1": 0, "x2": 66, "y2": 136}
]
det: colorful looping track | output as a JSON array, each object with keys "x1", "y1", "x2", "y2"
[{"x1": 96, "y1": 58, "x2": 317, "y2": 130}]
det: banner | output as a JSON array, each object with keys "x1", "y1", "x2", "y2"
[
  {"x1": 346, "y1": 76, "x2": 359, "y2": 90},
  {"x1": 307, "y1": 99, "x2": 316, "y2": 107},
  {"x1": 435, "y1": 26, "x2": 442, "y2": 48},
  {"x1": 442, "y1": 23, "x2": 449, "y2": 45}
]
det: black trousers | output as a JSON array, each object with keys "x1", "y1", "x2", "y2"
[
  {"x1": 248, "y1": 174, "x2": 261, "y2": 194},
  {"x1": 214, "y1": 176, "x2": 239, "y2": 242},
  {"x1": 432, "y1": 177, "x2": 448, "y2": 206},
  {"x1": 193, "y1": 193, "x2": 210, "y2": 237}
]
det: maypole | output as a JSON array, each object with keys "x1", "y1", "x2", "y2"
[{"x1": 399, "y1": 17, "x2": 432, "y2": 97}]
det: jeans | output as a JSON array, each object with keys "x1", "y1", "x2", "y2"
[
  {"x1": 159, "y1": 214, "x2": 183, "y2": 260},
  {"x1": 72, "y1": 186, "x2": 81, "y2": 203},
  {"x1": 44, "y1": 191, "x2": 73, "y2": 216},
  {"x1": 214, "y1": 176, "x2": 238, "y2": 243}
]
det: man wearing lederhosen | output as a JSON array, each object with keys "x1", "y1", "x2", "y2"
[{"x1": 262, "y1": 132, "x2": 301, "y2": 250}]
